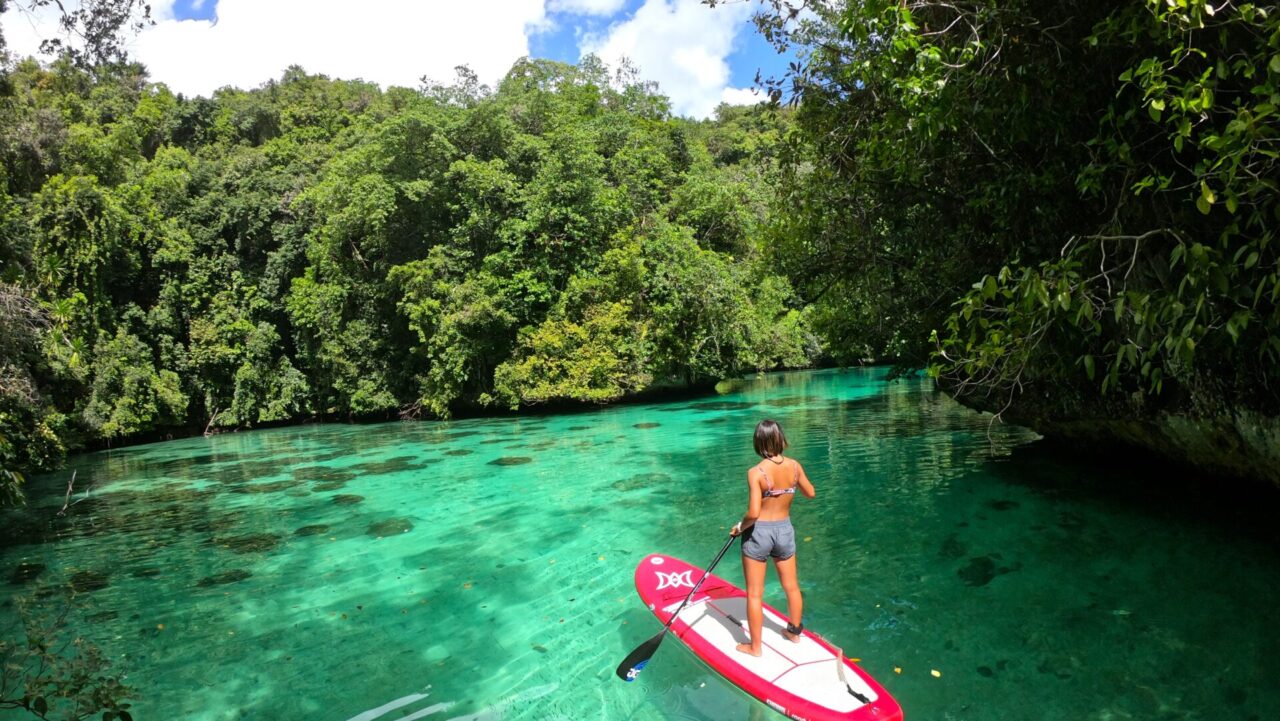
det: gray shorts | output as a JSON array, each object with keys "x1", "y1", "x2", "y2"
[{"x1": 741, "y1": 519, "x2": 797, "y2": 562}]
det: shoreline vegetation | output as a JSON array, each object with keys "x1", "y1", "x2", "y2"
[
  {"x1": 0, "y1": 57, "x2": 819, "y2": 503},
  {"x1": 4, "y1": 0, "x2": 1280, "y2": 500},
  {"x1": 51, "y1": 361, "x2": 875, "y2": 464},
  {"x1": 744, "y1": 0, "x2": 1280, "y2": 485}
]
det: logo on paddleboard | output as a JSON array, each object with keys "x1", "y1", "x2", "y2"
[{"x1": 654, "y1": 570, "x2": 694, "y2": 590}]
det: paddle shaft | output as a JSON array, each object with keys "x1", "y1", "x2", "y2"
[
  {"x1": 616, "y1": 533, "x2": 737, "y2": 680},
  {"x1": 655, "y1": 533, "x2": 737, "y2": 635}
]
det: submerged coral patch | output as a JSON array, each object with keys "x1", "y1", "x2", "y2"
[
  {"x1": 69, "y1": 570, "x2": 110, "y2": 593},
  {"x1": 958, "y1": 556, "x2": 997, "y2": 587},
  {"x1": 292, "y1": 467, "x2": 358, "y2": 483},
  {"x1": 190, "y1": 513, "x2": 243, "y2": 535},
  {"x1": 633, "y1": 422, "x2": 661, "y2": 429},
  {"x1": 351, "y1": 456, "x2": 419, "y2": 476},
  {"x1": 938, "y1": 533, "x2": 967, "y2": 560},
  {"x1": 611, "y1": 473, "x2": 671, "y2": 492},
  {"x1": 217, "y1": 460, "x2": 291, "y2": 484},
  {"x1": 443, "y1": 449, "x2": 473, "y2": 457},
  {"x1": 230, "y1": 480, "x2": 298, "y2": 494},
  {"x1": 9, "y1": 561, "x2": 46, "y2": 584},
  {"x1": 294, "y1": 524, "x2": 332, "y2": 537},
  {"x1": 958, "y1": 555, "x2": 1021, "y2": 587},
  {"x1": 686, "y1": 401, "x2": 757, "y2": 411},
  {"x1": 768, "y1": 395, "x2": 809, "y2": 407},
  {"x1": 215, "y1": 533, "x2": 281, "y2": 554},
  {"x1": 367, "y1": 518, "x2": 414, "y2": 537},
  {"x1": 332, "y1": 494, "x2": 365, "y2": 506},
  {"x1": 488, "y1": 456, "x2": 533, "y2": 466},
  {"x1": 196, "y1": 569, "x2": 253, "y2": 587},
  {"x1": 312, "y1": 480, "x2": 350, "y2": 492}
]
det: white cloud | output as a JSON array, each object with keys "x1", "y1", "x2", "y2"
[
  {"x1": 720, "y1": 86, "x2": 762, "y2": 106},
  {"x1": 548, "y1": 0, "x2": 627, "y2": 16},
  {"x1": 1, "y1": 0, "x2": 769, "y2": 117},
  {"x1": 580, "y1": 0, "x2": 754, "y2": 119},
  {"x1": 3, "y1": 1, "x2": 549, "y2": 97},
  {"x1": 2, "y1": 2, "x2": 70, "y2": 57}
]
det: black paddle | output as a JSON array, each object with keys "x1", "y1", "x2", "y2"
[{"x1": 615, "y1": 533, "x2": 738, "y2": 682}]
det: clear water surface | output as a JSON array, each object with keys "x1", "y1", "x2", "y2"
[{"x1": 2, "y1": 369, "x2": 1277, "y2": 720}]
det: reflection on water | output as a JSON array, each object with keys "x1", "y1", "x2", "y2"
[{"x1": 1, "y1": 368, "x2": 1277, "y2": 720}]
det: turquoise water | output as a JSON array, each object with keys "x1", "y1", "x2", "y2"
[{"x1": 2, "y1": 368, "x2": 1278, "y2": 720}]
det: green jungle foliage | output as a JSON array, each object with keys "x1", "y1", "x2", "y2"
[
  {"x1": 0, "y1": 56, "x2": 814, "y2": 500},
  {"x1": 751, "y1": 0, "x2": 1278, "y2": 417}
]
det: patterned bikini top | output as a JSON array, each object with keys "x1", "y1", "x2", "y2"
[{"x1": 758, "y1": 459, "x2": 798, "y2": 499}]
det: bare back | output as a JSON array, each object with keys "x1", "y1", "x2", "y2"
[{"x1": 750, "y1": 456, "x2": 814, "y2": 522}]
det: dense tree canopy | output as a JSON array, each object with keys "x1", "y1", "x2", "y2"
[
  {"x1": 0, "y1": 55, "x2": 813, "y2": 501},
  {"x1": 7, "y1": 0, "x2": 1278, "y2": 500},
  {"x1": 750, "y1": 0, "x2": 1279, "y2": 431}
]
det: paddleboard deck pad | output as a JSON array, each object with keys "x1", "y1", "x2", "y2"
[{"x1": 634, "y1": 553, "x2": 903, "y2": 721}]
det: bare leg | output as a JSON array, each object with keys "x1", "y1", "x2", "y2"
[
  {"x1": 736, "y1": 554, "x2": 767, "y2": 656},
  {"x1": 773, "y1": 554, "x2": 803, "y2": 642}
]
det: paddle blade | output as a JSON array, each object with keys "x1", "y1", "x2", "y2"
[{"x1": 615, "y1": 633, "x2": 663, "y2": 681}]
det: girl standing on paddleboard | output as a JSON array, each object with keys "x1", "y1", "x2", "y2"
[{"x1": 729, "y1": 419, "x2": 816, "y2": 656}]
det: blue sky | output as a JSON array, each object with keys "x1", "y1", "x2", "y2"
[
  {"x1": 171, "y1": 0, "x2": 217, "y2": 21},
  {"x1": 522, "y1": 0, "x2": 792, "y2": 92},
  {"x1": 154, "y1": 0, "x2": 795, "y2": 116}
]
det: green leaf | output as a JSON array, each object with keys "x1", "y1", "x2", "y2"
[
  {"x1": 1083, "y1": 354, "x2": 1095, "y2": 380},
  {"x1": 1271, "y1": 55, "x2": 1280, "y2": 74},
  {"x1": 1196, "y1": 196, "x2": 1211, "y2": 214},
  {"x1": 1245, "y1": 251, "x2": 1260, "y2": 269},
  {"x1": 982, "y1": 275, "x2": 997, "y2": 299},
  {"x1": 33, "y1": 698, "x2": 48, "y2": 715}
]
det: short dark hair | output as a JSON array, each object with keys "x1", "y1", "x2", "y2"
[{"x1": 753, "y1": 419, "x2": 788, "y2": 458}]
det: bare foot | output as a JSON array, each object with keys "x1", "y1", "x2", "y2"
[
  {"x1": 735, "y1": 643, "x2": 762, "y2": 657},
  {"x1": 783, "y1": 628, "x2": 802, "y2": 643}
]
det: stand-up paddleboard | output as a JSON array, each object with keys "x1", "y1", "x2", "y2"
[{"x1": 634, "y1": 553, "x2": 903, "y2": 721}]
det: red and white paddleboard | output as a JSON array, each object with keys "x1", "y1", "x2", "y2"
[{"x1": 634, "y1": 553, "x2": 903, "y2": 721}]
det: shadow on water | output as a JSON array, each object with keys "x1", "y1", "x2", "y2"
[{"x1": 993, "y1": 440, "x2": 1280, "y2": 547}]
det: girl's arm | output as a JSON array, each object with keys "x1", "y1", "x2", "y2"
[
  {"x1": 731, "y1": 469, "x2": 764, "y2": 535},
  {"x1": 795, "y1": 461, "x2": 816, "y2": 499}
]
